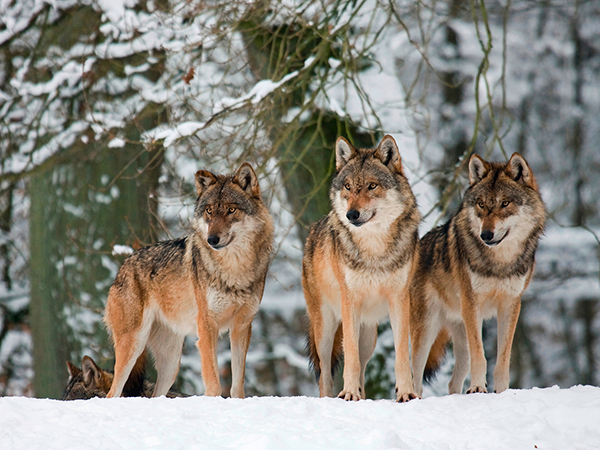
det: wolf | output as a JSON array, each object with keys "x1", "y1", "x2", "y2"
[
  {"x1": 104, "y1": 163, "x2": 274, "y2": 399},
  {"x1": 303, "y1": 135, "x2": 420, "y2": 402},
  {"x1": 62, "y1": 355, "x2": 187, "y2": 399},
  {"x1": 410, "y1": 153, "x2": 546, "y2": 395}
]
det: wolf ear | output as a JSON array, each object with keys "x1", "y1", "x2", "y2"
[
  {"x1": 335, "y1": 137, "x2": 356, "y2": 171},
  {"x1": 195, "y1": 170, "x2": 217, "y2": 197},
  {"x1": 66, "y1": 361, "x2": 82, "y2": 381},
  {"x1": 505, "y1": 153, "x2": 537, "y2": 190},
  {"x1": 82, "y1": 356, "x2": 102, "y2": 387},
  {"x1": 375, "y1": 135, "x2": 403, "y2": 174},
  {"x1": 468, "y1": 154, "x2": 490, "y2": 185},
  {"x1": 234, "y1": 162, "x2": 260, "y2": 198}
]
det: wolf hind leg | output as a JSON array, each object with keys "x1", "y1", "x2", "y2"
[
  {"x1": 358, "y1": 323, "x2": 377, "y2": 398},
  {"x1": 147, "y1": 321, "x2": 185, "y2": 397},
  {"x1": 411, "y1": 309, "x2": 443, "y2": 398},
  {"x1": 448, "y1": 321, "x2": 469, "y2": 394},
  {"x1": 108, "y1": 317, "x2": 152, "y2": 398},
  {"x1": 493, "y1": 297, "x2": 521, "y2": 393},
  {"x1": 230, "y1": 315, "x2": 253, "y2": 399},
  {"x1": 313, "y1": 308, "x2": 339, "y2": 398}
]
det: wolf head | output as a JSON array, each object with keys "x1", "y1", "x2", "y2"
[
  {"x1": 193, "y1": 163, "x2": 265, "y2": 250},
  {"x1": 62, "y1": 356, "x2": 113, "y2": 400},
  {"x1": 464, "y1": 153, "x2": 546, "y2": 248},
  {"x1": 331, "y1": 135, "x2": 416, "y2": 230}
]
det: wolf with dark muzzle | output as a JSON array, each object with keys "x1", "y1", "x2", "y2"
[
  {"x1": 104, "y1": 163, "x2": 274, "y2": 399},
  {"x1": 303, "y1": 135, "x2": 421, "y2": 402}
]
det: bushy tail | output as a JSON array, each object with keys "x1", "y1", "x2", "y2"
[
  {"x1": 307, "y1": 322, "x2": 343, "y2": 381},
  {"x1": 423, "y1": 328, "x2": 450, "y2": 384},
  {"x1": 122, "y1": 350, "x2": 147, "y2": 397}
]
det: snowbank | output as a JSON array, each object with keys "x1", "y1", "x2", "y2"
[{"x1": 1, "y1": 385, "x2": 598, "y2": 449}]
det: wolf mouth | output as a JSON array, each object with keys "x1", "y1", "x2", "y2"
[
  {"x1": 209, "y1": 234, "x2": 234, "y2": 250},
  {"x1": 483, "y1": 230, "x2": 509, "y2": 247},
  {"x1": 349, "y1": 212, "x2": 376, "y2": 227}
]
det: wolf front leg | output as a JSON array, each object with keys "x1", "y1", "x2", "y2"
[
  {"x1": 338, "y1": 289, "x2": 363, "y2": 401},
  {"x1": 493, "y1": 296, "x2": 521, "y2": 393},
  {"x1": 388, "y1": 286, "x2": 418, "y2": 402},
  {"x1": 460, "y1": 289, "x2": 487, "y2": 394},
  {"x1": 196, "y1": 315, "x2": 222, "y2": 397}
]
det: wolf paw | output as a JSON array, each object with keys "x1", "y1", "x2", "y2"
[
  {"x1": 338, "y1": 388, "x2": 362, "y2": 401},
  {"x1": 466, "y1": 385, "x2": 488, "y2": 394},
  {"x1": 396, "y1": 391, "x2": 419, "y2": 403}
]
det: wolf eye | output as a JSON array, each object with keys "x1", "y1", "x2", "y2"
[
  {"x1": 368, "y1": 183, "x2": 378, "y2": 190},
  {"x1": 344, "y1": 183, "x2": 351, "y2": 190},
  {"x1": 501, "y1": 200, "x2": 510, "y2": 208},
  {"x1": 477, "y1": 202, "x2": 484, "y2": 208},
  {"x1": 205, "y1": 206, "x2": 212, "y2": 215},
  {"x1": 228, "y1": 207, "x2": 237, "y2": 214}
]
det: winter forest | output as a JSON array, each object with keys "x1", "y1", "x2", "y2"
[{"x1": 0, "y1": 0, "x2": 599, "y2": 401}]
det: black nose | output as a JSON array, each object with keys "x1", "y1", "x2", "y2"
[
  {"x1": 480, "y1": 230, "x2": 494, "y2": 243},
  {"x1": 207, "y1": 235, "x2": 220, "y2": 247},
  {"x1": 346, "y1": 210, "x2": 360, "y2": 222}
]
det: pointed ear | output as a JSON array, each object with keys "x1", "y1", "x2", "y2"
[
  {"x1": 375, "y1": 135, "x2": 403, "y2": 174},
  {"x1": 335, "y1": 137, "x2": 355, "y2": 171},
  {"x1": 82, "y1": 356, "x2": 102, "y2": 387},
  {"x1": 234, "y1": 163, "x2": 260, "y2": 197},
  {"x1": 195, "y1": 170, "x2": 217, "y2": 197},
  {"x1": 66, "y1": 361, "x2": 82, "y2": 380},
  {"x1": 505, "y1": 153, "x2": 537, "y2": 189},
  {"x1": 468, "y1": 154, "x2": 490, "y2": 185}
]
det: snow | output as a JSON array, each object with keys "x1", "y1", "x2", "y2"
[
  {"x1": 111, "y1": 245, "x2": 135, "y2": 256},
  {"x1": 1, "y1": 386, "x2": 599, "y2": 449}
]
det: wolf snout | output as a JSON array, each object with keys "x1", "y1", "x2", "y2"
[
  {"x1": 480, "y1": 230, "x2": 494, "y2": 244},
  {"x1": 207, "y1": 235, "x2": 221, "y2": 247},
  {"x1": 346, "y1": 209, "x2": 361, "y2": 223}
]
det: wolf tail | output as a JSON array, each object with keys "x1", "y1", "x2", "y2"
[
  {"x1": 122, "y1": 350, "x2": 148, "y2": 397},
  {"x1": 307, "y1": 322, "x2": 343, "y2": 381},
  {"x1": 423, "y1": 327, "x2": 450, "y2": 384}
]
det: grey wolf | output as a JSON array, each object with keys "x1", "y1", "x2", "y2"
[
  {"x1": 303, "y1": 135, "x2": 420, "y2": 402},
  {"x1": 104, "y1": 163, "x2": 274, "y2": 398},
  {"x1": 410, "y1": 153, "x2": 546, "y2": 395},
  {"x1": 62, "y1": 355, "x2": 186, "y2": 399}
]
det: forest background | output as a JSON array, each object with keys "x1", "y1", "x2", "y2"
[{"x1": 0, "y1": 0, "x2": 599, "y2": 399}]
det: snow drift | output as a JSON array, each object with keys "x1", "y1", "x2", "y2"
[{"x1": 2, "y1": 385, "x2": 599, "y2": 449}]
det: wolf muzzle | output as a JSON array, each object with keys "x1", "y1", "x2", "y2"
[
  {"x1": 346, "y1": 209, "x2": 365, "y2": 227},
  {"x1": 207, "y1": 234, "x2": 230, "y2": 250},
  {"x1": 480, "y1": 229, "x2": 508, "y2": 247}
]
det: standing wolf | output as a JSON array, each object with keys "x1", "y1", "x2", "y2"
[
  {"x1": 303, "y1": 135, "x2": 420, "y2": 402},
  {"x1": 410, "y1": 153, "x2": 546, "y2": 395},
  {"x1": 104, "y1": 163, "x2": 274, "y2": 398}
]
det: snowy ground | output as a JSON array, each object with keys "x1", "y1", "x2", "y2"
[{"x1": 1, "y1": 386, "x2": 599, "y2": 449}]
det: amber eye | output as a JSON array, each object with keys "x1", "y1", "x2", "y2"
[
  {"x1": 205, "y1": 206, "x2": 212, "y2": 215},
  {"x1": 344, "y1": 183, "x2": 351, "y2": 190},
  {"x1": 501, "y1": 200, "x2": 510, "y2": 208},
  {"x1": 477, "y1": 202, "x2": 484, "y2": 208},
  {"x1": 228, "y1": 207, "x2": 237, "y2": 214},
  {"x1": 368, "y1": 183, "x2": 378, "y2": 190}
]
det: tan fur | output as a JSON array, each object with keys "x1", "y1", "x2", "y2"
[
  {"x1": 303, "y1": 135, "x2": 420, "y2": 402},
  {"x1": 411, "y1": 153, "x2": 546, "y2": 395},
  {"x1": 104, "y1": 163, "x2": 274, "y2": 398}
]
